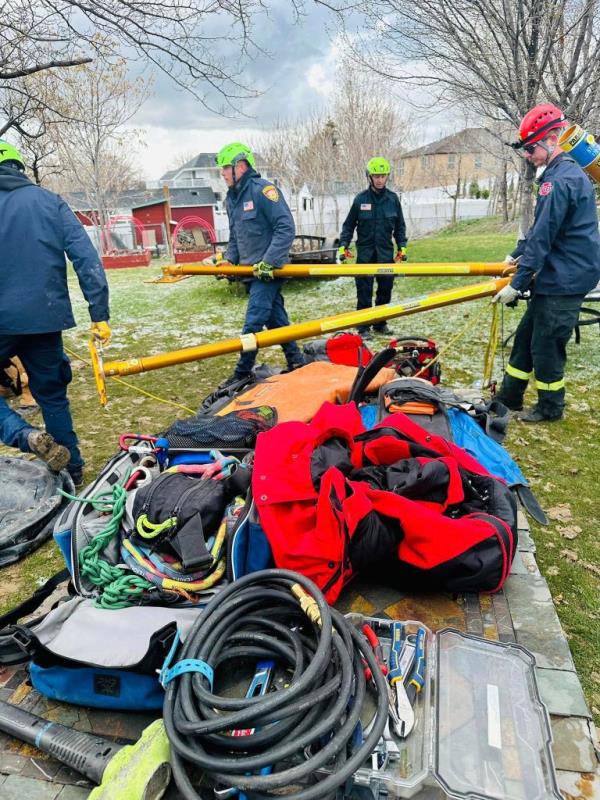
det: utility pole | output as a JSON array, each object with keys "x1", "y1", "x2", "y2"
[{"x1": 163, "y1": 184, "x2": 174, "y2": 259}]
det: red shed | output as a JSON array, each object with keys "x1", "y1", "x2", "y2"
[{"x1": 132, "y1": 187, "x2": 217, "y2": 246}]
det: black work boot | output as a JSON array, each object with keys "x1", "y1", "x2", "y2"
[
  {"x1": 217, "y1": 372, "x2": 251, "y2": 391},
  {"x1": 517, "y1": 408, "x2": 562, "y2": 423},
  {"x1": 373, "y1": 323, "x2": 394, "y2": 336},
  {"x1": 27, "y1": 430, "x2": 70, "y2": 472},
  {"x1": 494, "y1": 375, "x2": 527, "y2": 412}
]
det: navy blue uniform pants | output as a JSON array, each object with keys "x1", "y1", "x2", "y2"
[
  {"x1": 496, "y1": 294, "x2": 585, "y2": 419},
  {"x1": 234, "y1": 279, "x2": 303, "y2": 377},
  {"x1": 0, "y1": 333, "x2": 83, "y2": 470},
  {"x1": 355, "y1": 274, "x2": 395, "y2": 332}
]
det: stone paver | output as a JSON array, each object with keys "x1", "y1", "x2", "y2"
[
  {"x1": 0, "y1": 774, "x2": 62, "y2": 799},
  {"x1": 503, "y1": 573, "x2": 575, "y2": 670},
  {"x1": 537, "y1": 668, "x2": 591, "y2": 718},
  {"x1": 556, "y1": 767, "x2": 600, "y2": 800},
  {"x1": 550, "y1": 717, "x2": 598, "y2": 772},
  {"x1": 55, "y1": 785, "x2": 91, "y2": 799}
]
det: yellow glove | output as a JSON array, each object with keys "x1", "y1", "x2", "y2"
[
  {"x1": 91, "y1": 321, "x2": 112, "y2": 345},
  {"x1": 253, "y1": 261, "x2": 275, "y2": 281},
  {"x1": 337, "y1": 246, "x2": 352, "y2": 264},
  {"x1": 202, "y1": 251, "x2": 225, "y2": 266}
]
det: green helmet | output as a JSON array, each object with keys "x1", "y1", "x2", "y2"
[
  {"x1": 366, "y1": 157, "x2": 391, "y2": 175},
  {"x1": 0, "y1": 140, "x2": 24, "y2": 169},
  {"x1": 215, "y1": 142, "x2": 256, "y2": 169}
]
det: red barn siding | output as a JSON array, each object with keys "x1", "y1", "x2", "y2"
[{"x1": 132, "y1": 203, "x2": 215, "y2": 246}]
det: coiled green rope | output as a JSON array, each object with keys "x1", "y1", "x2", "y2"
[{"x1": 60, "y1": 482, "x2": 153, "y2": 609}]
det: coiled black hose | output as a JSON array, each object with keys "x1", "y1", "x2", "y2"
[{"x1": 164, "y1": 568, "x2": 389, "y2": 799}]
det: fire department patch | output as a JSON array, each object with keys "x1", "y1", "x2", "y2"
[
  {"x1": 539, "y1": 181, "x2": 553, "y2": 196},
  {"x1": 262, "y1": 185, "x2": 279, "y2": 202},
  {"x1": 243, "y1": 201, "x2": 254, "y2": 211}
]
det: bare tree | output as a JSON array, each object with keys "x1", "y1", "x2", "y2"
[
  {"x1": 257, "y1": 68, "x2": 413, "y2": 233},
  {"x1": 0, "y1": 0, "x2": 275, "y2": 136},
  {"x1": 332, "y1": 68, "x2": 412, "y2": 190},
  {"x1": 253, "y1": 119, "x2": 308, "y2": 219},
  {"x1": 46, "y1": 56, "x2": 149, "y2": 252},
  {"x1": 342, "y1": 0, "x2": 600, "y2": 229}
]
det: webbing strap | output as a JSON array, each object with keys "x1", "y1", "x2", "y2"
[
  {"x1": 159, "y1": 630, "x2": 214, "y2": 688},
  {"x1": 506, "y1": 363, "x2": 532, "y2": 381}
]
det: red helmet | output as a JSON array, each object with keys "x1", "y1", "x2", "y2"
[{"x1": 514, "y1": 103, "x2": 567, "y2": 149}]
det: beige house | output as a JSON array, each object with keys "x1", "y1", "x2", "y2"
[{"x1": 398, "y1": 128, "x2": 499, "y2": 192}]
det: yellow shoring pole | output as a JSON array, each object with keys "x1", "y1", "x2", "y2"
[
  {"x1": 160, "y1": 262, "x2": 514, "y2": 279},
  {"x1": 91, "y1": 277, "x2": 510, "y2": 406}
]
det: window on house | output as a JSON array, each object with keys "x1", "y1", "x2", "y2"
[
  {"x1": 474, "y1": 155, "x2": 482, "y2": 169},
  {"x1": 302, "y1": 198, "x2": 313, "y2": 211},
  {"x1": 421, "y1": 155, "x2": 432, "y2": 170},
  {"x1": 397, "y1": 161, "x2": 405, "y2": 177},
  {"x1": 447, "y1": 154, "x2": 456, "y2": 169}
]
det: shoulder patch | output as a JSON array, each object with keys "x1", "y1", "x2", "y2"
[
  {"x1": 262, "y1": 185, "x2": 279, "y2": 202},
  {"x1": 539, "y1": 181, "x2": 553, "y2": 196}
]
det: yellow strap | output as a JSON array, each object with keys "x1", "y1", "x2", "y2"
[
  {"x1": 506, "y1": 363, "x2": 532, "y2": 381},
  {"x1": 482, "y1": 304, "x2": 499, "y2": 387},
  {"x1": 535, "y1": 378, "x2": 565, "y2": 391},
  {"x1": 413, "y1": 301, "x2": 491, "y2": 381},
  {"x1": 63, "y1": 344, "x2": 196, "y2": 414}
]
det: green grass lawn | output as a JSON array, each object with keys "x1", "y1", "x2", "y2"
[{"x1": 1, "y1": 216, "x2": 599, "y2": 721}]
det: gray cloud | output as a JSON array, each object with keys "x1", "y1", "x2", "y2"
[{"x1": 130, "y1": 2, "x2": 337, "y2": 132}]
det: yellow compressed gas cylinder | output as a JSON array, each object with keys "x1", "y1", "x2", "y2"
[{"x1": 559, "y1": 123, "x2": 600, "y2": 184}]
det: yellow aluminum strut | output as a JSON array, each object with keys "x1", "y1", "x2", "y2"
[
  {"x1": 90, "y1": 277, "x2": 510, "y2": 406},
  {"x1": 156, "y1": 262, "x2": 513, "y2": 281}
]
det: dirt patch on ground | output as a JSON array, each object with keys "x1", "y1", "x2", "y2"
[{"x1": 0, "y1": 561, "x2": 27, "y2": 602}]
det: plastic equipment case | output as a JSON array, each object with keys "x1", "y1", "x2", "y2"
[{"x1": 346, "y1": 615, "x2": 562, "y2": 800}]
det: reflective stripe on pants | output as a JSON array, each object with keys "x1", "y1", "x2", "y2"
[
  {"x1": 535, "y1": 377, "x2": 565, "y2": 391},
  {"x1": 506, "y1": 363, "x2": 532, "y2": 381}
]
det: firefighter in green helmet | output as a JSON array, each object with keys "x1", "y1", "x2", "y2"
[
  {"x1": 214, "y1": 142, "x2": 304, "y2": 387},
  {"x1": 337, "y1": 157, "x2": 407, "y2": 338}
]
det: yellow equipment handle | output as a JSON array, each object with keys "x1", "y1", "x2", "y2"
[{"x1": 90, "y1": 277, "x2": 510, "y2": 406}]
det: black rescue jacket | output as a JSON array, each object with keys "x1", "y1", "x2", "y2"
[{"x1": 339, "y1": 186, "x2": 407, "y2": 263}]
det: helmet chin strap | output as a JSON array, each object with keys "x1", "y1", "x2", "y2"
[{"x1": 537, "y1": 137, "x2": 554, "y2": 167}]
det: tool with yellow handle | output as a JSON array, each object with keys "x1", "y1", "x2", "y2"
[
  {"x1": 153, "y1": 261, "x2": 514, "y2": 283},
  {"x1": 90, "y1": 277, "x2": 510, "y2": 405}
]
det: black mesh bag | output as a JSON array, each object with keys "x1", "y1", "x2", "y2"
[{"x1": 164, "y1": 406, "x2": 277, "y2": 450}]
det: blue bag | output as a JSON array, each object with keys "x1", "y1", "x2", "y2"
[
  {"x1": 447, "y1": 407, "x2": 527, "y2": 487},
  {"x1": 0, "y1": 443, "x2": 272, "y2": 710}
]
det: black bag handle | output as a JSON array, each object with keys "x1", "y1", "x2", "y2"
[
  {"x1": 0, "y1": 568, "x2": 71, "y2": 665},
  {"x1": 348, "y1": 347, "x2": 397, "y2": 405}
]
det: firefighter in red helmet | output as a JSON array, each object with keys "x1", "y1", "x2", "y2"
[{"x1": 493, "y1": 104, "x2": 600, "y2": 422}]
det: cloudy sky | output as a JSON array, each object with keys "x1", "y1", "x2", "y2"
[{"x1": 126, "y1": 2, "x2": 458, "y2": 181}]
